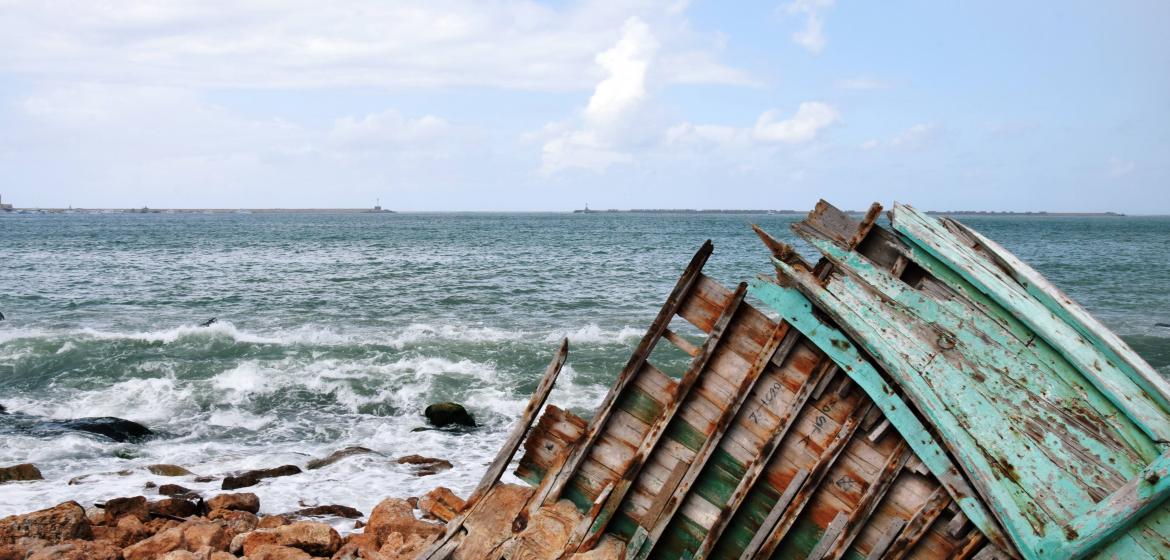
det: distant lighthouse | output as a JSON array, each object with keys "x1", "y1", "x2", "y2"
[{"x1": 0, "y1": 194, "x2": 12, "y2": 211}]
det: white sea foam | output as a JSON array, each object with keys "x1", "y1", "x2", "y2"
[{"x1": 543, "y1": 323, "x2": 642, "y2": 344}]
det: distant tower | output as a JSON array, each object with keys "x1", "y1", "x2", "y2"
[{"x1": 374, "y1": 198, "x2": 382, "y2": 211}]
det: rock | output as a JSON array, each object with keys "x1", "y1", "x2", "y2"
[
  {"x1": 0, "y1": 501, "x2": 92, "y2": 544},
  {"x1": 84, "y1": 506, "x2": 105, "y2": 525},
  {"x1": 148, "y1": 464, "x2": 194, "y2": 477},
  {"x1": 208, "y1": 509, "x2": 258, "y2": 536},
  {"x1": 123, "y1": 526, "x2": 184, "y2": 560},
  {"x1": 193, "y1": 475, "x2": 217, "y2": 483},
  {"x1": 222, "y1": 465, "x2": 301, "y2": 490},
  {"x1": 241, "y1": 530, "x2": 279, "y2": 555},
  {"x1": 274, "y1": 521, "x2": 341, "y2": 556},
  {"x1": 417, "y1": 487, "x2": 464, "y2": 522},
  {"x1": 24, "y1": 539, "x2": 121, "y2": 560},
  {"x1": 306, "y1": 446, "x2": 374, "y2": 470},
  {"x1": 258, "y1": 515, "x2": 290, "y2": 529},
  {"x1": 158, "y1": 551, "x2": 200, "y2": 560},
  {"x1": 334, "y1": 532, "x2": 381, "y2": 559},
  {"x1": 364, "y1": 498, "x2": 443, "y2": 549},
  {"x1": 378, "y1": 530, "x2": 437, "y2": 560},
  {"x1": 0, "y1": 463, "x2": 43, "y2": 483},
  {"x1": 51, "y1": 417, "x2": 153, "y2": 443},
  {"x1": 159, "y1": 483, "x2": 196, "y2": 496},
  {"x1": 250, "y1": 544, "x2": 312, "y2": 560},
  {"x1": 294, "y1": 504, "x2": 363, "y2": 519},
  {"x1": 181, "y1": 520, "x2": 230, "y2": 551},
  {"x1": 207, "y1": 492, "x2": 260, "y2": 514},
  {"x1": 395, "y1": 455, "x2": 453, "y2": 477},
  {"x1": 144, "y1": 481, "x2": 158, "y2": 489},
  {"x1": 102, "y1": 496, "x2": 150, "y2": 524},
  {"x1": 423, "y1": 402, "x2": 475, "y2": 428},
  {"x1": 144, "y1": 518, "x2": 182, "y2": 536},
  {"x1": 152, "y1": 497, "x2": 199, "y2": 518},
  {"x1": 112, "y1": 515, "x2": 149, "y2": 547},
  {"x1": 210, "y1": 552, "x2": 236, "y2": 560},
  {"x1": 457, "y1": 484, "x2": 534, "y2": 560}
]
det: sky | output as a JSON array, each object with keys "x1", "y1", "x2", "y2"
[{"x1": 0, "y1": 1, "x2": 1167, "y2": 212}]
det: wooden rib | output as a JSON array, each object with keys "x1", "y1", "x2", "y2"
[
  {"x1": 664, "y1": 328, "x2": 701, "y2": 357},
  {"x1": 808, "y1": 512, "x2": 852, "y2": 560},
  {"x1": 536, "y1": 241, "x2": 714, "y2": 510},
  {"x1": 692, "y1": 346, "x2": 836, "y2": 559},
  {"x1": 418, "y1": 338, "x2": 570, "y2": 559},
  {"x1": 633, "y1": 320, "x2": 792, "y2": 559},
  {"x1": 848, "y1": 202, "x2": 884, "y2": 249},
  {"x1": 571, "y1": 282, "x2": 748, "y2": 551},
  {"x1": 880, "y1": 486, "x2": 952, "y2": 560},
  {"x1": 864, "y1": 519, "x2": 908, "y2": 560},
  {"x1": 818, "y1": 442, "x2": 913, "y2": 560},
  {"x1": 738, "y1": 468, "x2": 810, "y2": 560},
  {"x1": 747, "y1": 401, "x2": 875, "y2": 559}
]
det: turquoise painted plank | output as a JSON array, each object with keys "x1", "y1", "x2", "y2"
[
  {"x1": 951, "y1": 217, "x2": 1170, "y2": 413},
  {"x1": 799, "y1": 233, "x2": 1150, "y2": 485},
  {"x1": 747, "y1": 278, "x2": 1011, "y2": 553},
  {"x1": 890, "y1": 204, "x2": 1170, "y2": 443}
]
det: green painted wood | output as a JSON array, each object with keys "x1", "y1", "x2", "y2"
[
  {"x1": 890, "y1": 205, "x2": 1170, "y2": 443},
  {"x1": 748, "y1": 278, "x2": 1011, "y2": 553},
  {"x1": 619, "y1": 388, "x2": 665, "y2": 425}
]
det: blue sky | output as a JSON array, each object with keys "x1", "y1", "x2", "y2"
[{"x1": 1, "y1": 1, "x2": 1167, "y2": 212}]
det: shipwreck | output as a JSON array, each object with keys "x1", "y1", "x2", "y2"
[{"x1": 416, "y1": 201, "x2": 1170, "y2": 560}]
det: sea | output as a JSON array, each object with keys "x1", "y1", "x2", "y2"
[{"x1": 1, "y1": 211, "x2": 1168, "y2": 527}]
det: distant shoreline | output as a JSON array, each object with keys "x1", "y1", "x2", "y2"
[{"x1": 0, "y1": 207, "x2": 1129, "y2": 217}]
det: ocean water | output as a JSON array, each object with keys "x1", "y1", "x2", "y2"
[{"x1": 1, "y1": 212, "x2": 1168, "y2": 525}]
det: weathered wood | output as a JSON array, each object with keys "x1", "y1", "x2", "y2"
[
  {"x1": 538, "y1": 241, "x2": 713, "y2": 511},
  {"x1": 572, "y1": 282, "x2": 748, "y2": 550},
  {"x1": 664, "y1": 328, "x2": 701, "y2": 357},
  {"x1": 819, "y1": 443, "x2": 913, "y2": 560},
  {"x1": 418, "y1": 338, "x2": 570, "y2": 559},
  {"x1": 807, "y1": 511, "x2": 852, "y2": 560},
  {"x1": 881, "y1": 486, "x2": 951, "y2": 560},
  {"x1": 738, "y1": 468, "x2": 810, "y2": 560},
  {"x1": 848, "y1": 202, "x2": 884, "y2": 249}
]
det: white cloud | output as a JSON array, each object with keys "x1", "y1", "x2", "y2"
[
  {"x1": 1108, "y1": 157, "x2": 1136, "y2": 177},
  {"x1": 0, "y1": 0, "x2": 749, "y2": 91},
  {"x1": 783, "y1": 0, "x2": 834, "y2": 53},
  {"x1": 753, "y1": 102, "x2": 840, "y2": 143}
]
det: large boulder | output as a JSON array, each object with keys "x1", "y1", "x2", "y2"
[
  {"x1": 395, "y1": 455, "x2": 452, "y2": 477},
  {"x1": 221, "y1": 465, "x2": 301, "y2": 490},
  {"x1": 207, "y1": 509, "x2": 258, "y2": 536},
  {"x1": 151, "y1": 498, "x2": 199, "y2": 518},
  {"x1": 423, "y1": 402, "x2": 475, "y2": 428},
  {"x1": 24, "y1": 539, "x2": 121, "y2": 560},
  {"x1": 181, "y1": 520, "x2": 230, "y2": 551},
  {"x1": 273, "y1": 521, "x2": 341, "y2": 556},
  {"x1": 306, "y1": 446, "x2": 373, "y2": 470},
  {"x1": 207, "y1": 492, "x2": 260, "y2": 513},
  {"x1": 122, "y1": 526, "x2": 184, "y2": 560},
  {"x1": 294, "y1": 504, "x2": 362, "y2": 519},
  {"x1": 364, "y1": 498, "x2": 443, "y2": 549},
  {"x1": 0, "y1": 464, "x2": 43, "y2": 483},
  {"x1": 249, "y1": 544, "x2": 312, "y2": 560},
  {"x1": 147, "y1": 464, "x2": 193, "y2": 477},
  {"x1": 0, "y1": 501, "x2": 91, "y2": 544},
  {"x1": 51, "y1": 417, "x2": 153, "y2": 443},
  {"x1": 102, "y1": 496, "x2": 150, "y2": 525}
]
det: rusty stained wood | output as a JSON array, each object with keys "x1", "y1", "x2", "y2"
[
  {"x1": 814, "y1": 442, "x2": 913, "y2": 560},
  {"x1": 571, "y1": 282, "x2": 749, "y2": 551},
  {"x1": 418, "y1": 338, "x2": 571, "y2": 560},
  {"x1": 879, "y1": 486, "x2": 953, "y2": 560},
  {"x1": 537, "y1": 241, "x2": 714, "y2": 511}
]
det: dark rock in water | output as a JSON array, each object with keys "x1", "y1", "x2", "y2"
[
  {"x1": 207, "y1": 493, "x2": 260, "y2": 514},
  {"x1": 221, "y1": 465, "x2": 301, "y2": 490},
  {"x1": 424, "y1": 402, "x2": 476, "y2": 428},
  {"x1": 101, "y1": 496, "x2": 149, "y2": 524},
  {"x1": 0, "y1": 463, "x2": 43, "y2": 483},
  {"x1": 146, "y1": 464, "x2": 192, "y2": 477},
  {"x1": 53, "y1": 417, "x2": 153, "y2": 443},
  {"x1": 0, "y1": 404, "x2": 6, "y2": 414},
  {"x1": 193, "y1": 475, "x2": 217, "y2": 483},
  {"x1": 395, "y1": 455, "x2": 453, "y2": 477},
  {"x1": 1156, "y1": 322, "x2": 1170, "y2": 328},
  {"x1": 157, "y1": 484, "x2": 194, "y2": 497},
  {"x1": 150, "y1": 498, "x2": 198, "y2": 518},
  {"x1": 306, "y1": 446, "x2": 373, "y2": 470},
  {"x1": 199, "y1": 317, "x2": 217, "y2": 327},
  {"x1": 294, "y1": 504, "x2": 363, "y2": 519}
]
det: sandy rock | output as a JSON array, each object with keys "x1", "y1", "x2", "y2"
[
  {"x1": 274, "y1": 521, "x2": 341, "y2": 556},
  {"x1": 104, "y1": 495, "x2": 150, "y2": 524},
  {"x1": 423, "y1": 402, "x2": 476, "y2": 428},
  {"x1": 250, "y1": 543, "x2": 312, "y2": 560},
  {"x1": 209, "y1": 509, "x2": 259, "y2": 536},
  {"x1": 145, "y1": 518, "x2": 182, "y2": 536},
  {"x1": 123, "y1": 526, "x2": 184, "y2": 560},
  {"x1": 258, "y1": 515, "x2": 290, "y2": 529},
  {"x1": 85, "y1": 506, "x2": 106, "y2": 525},
  {"x1": 0, "y1": 463, "x2": 43, "y2": 483},
  {"x1": 112, "y1": 514, "x2": 150, "y2": 547},
  {"x1": 159, "y1": 550, "x2": 200, "y2": 560},
  {"x1": 208, "y1": 492, "x2": 260, "y2": 514},
  {"x1": 417, "y1": 487, "x2": 465, "y2": 522},
  {"x1": 153, "y1": 497, "x2": 199, "y2": 518},
  {"x1": 333, "y1": 532, "x2": 381, "y2": 559},
  {"x1": 394, "y1": 455, "x2": 453, "y2": 477},
  {"x1": 210, "y1": 552, "x2": 236, "y2": 560},
  {"x1": 241, "y1": 529, "x2": 279, "y2": 556},
  {"x1": 0, "y1": 501, "x2": 92, "y2": 545},
  {"x1": 378, "y1": 531, "x2": 436, "y2": 560},
  {"x1": 306, "y1": 446, "x2": 374, "y2": 470},
  {"x1": 456, "y1": 484, "x2": 534, "y2": 560},
  {"x1": 24, "y1": 539, "x2": 121, "y2": 560},
  {"x1": 222, "y1": 465, "x2": 301, "y2": 490},
  {"x1": 295, "y1": 504, "x2": 363, "y2": 519},
  {"x1": 148, "y1": 464, "x2": 194, "y2": 477},
  {"x1": 498, "y1": 499, "x2": 582, "y2": 560},
  {"x1": 364, "y1": 498, "x2": 444, "y2": 548},
  {"x1": 182, "y1": 520, "x2": 230, "y2": 551}
]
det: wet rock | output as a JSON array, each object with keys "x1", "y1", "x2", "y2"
[
  {"x1": 207, "y1": 492, "x2": 260, "y2": 514},
  {"x1": 417, "y1": 487, "x2": 465, "y2": 522},
  {"x1": 148, "y1": 464, "x2": 194, "y2": 477},
  {"x1": 0, "y1": 405, "x2": 5, "y2": 414},
  {"x1": 52, "y1": 417, "x2": 153, "y2": 443},
  {"x1": 250, "y1": 543, "x2": 312, "y2": 560},
  {"x1": 364, "y1": 498, "x2": 444, "y2": 549},
  {"x1": 159, "y1": 483, "x2": 196, "y2": 496},
  {"x1": 274, "y1": 521, "x2": 341, "y2": 556},
  {"x1": 294, "y1": 504, "x2": 363, "y2": 519},
  {"x1": 306, "y1": 446, "x2": 374, "y2": 470},
  {"x1": 24, "y1": 539, "x2": 121, "y2": 560},
  {"x1": 122, "y1": 526, "x2": 183, "y2": 560},
  {"x1": 152, "y1": 497, "x2": 199, "y2": 518},
  {"x1": 0, "y1": 501, "x2": 92, "y2": 544},
  {"x1": 222, "y1": 465, "x2": 301, "y2": 490},
  {"x1": 395, "y1": 454, "x2": 453, "y2": 477},
  {"x1": 102, "y1": 496, "x2": 150, "y2": 524},
  {"x1": 423, "y1": 402, "x2": 476, "y2": 428},
  {"x1": 144, "y1": 481, "x2": 157, "y2": 489},
  {"x1": 193, "y1": 475, "x2": 217, "y2": 483},
  {"x1": 0, "y1": 463, "x2": 42, "y2": 483}
]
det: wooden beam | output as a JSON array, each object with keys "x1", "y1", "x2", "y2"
[
  {"x1": 536, "y1": 241, "x2": 714, "y2": 510},
  {"x1": 571, "y1": 282, "x2": 748, "y2": 551},
  {"x1": 663, "y1": 328, "x2": 700, "y2": 357},
  {"x1": 737, "y1": 468, "x2": 810, "y2": 560},
  {"x1": 817, "y1": 443, "x2": 912, "y2": 560},
  {"x1": 417, "y1": 338, "x2": 570, "y2": 560},
  {"x1": 880, "y1": 486, "x2": 951, "y2": 560}
]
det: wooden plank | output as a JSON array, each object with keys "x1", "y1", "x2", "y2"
[
  {"x1": 665, "y1": 328, "x2": 701, "y2": 357},
  {"x1": 808, "y1": 512, "x2": 852, "y2": 560},
  {"x1": 881, "y1": 486, "x2": 951, "y2": 560},
  {"x1": 537, "y1": 241, "x2": 713, "y2": 511},
  {"x1": 418, "y1": 338, "x2": 570, "y2": 559},
  {"x1": 819, "y1": 443, "x2": 913, "y2": 560},
  {"x1": 864, "y1": 519, "x2": 908, "y2": 560},
  {"x1": 748, "y1": 278, "x2": 1011, "y2": 553},
  {"x1": 573, "y1": 283, "x2": 748, "y2": 551},
  {"x1": 738, "y1": 468, "x2": 810, "y2": 560}
]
